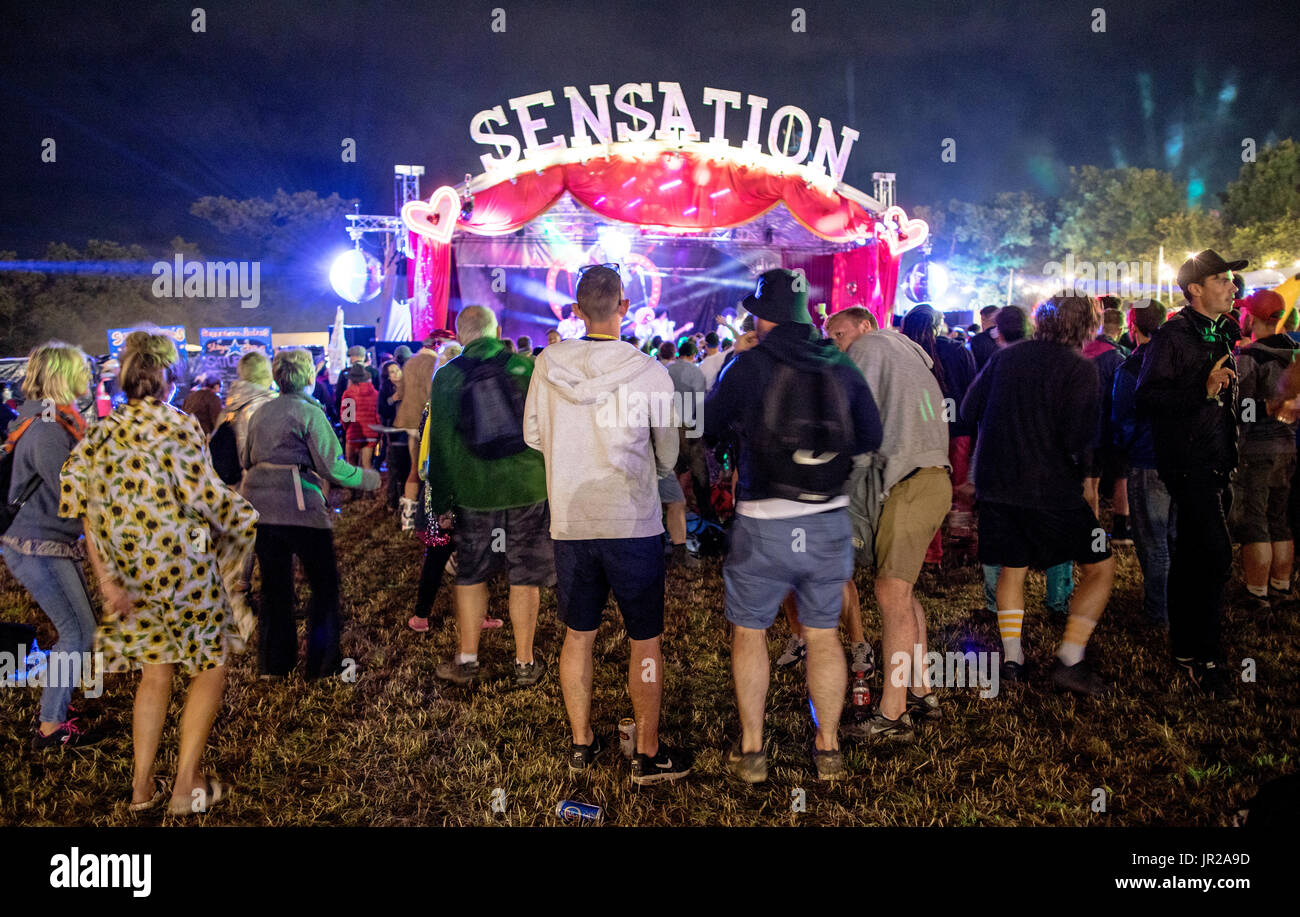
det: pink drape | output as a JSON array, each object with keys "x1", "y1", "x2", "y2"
[
  {"x1": 831, "y1": 245, "x2": 891, "y2": 329},
  {"x1": 460, "y1": 152, "x2": 878, "y2": 241},
  {"x1": 411, "y1": 236, "x2": 451, "y2": 340}
]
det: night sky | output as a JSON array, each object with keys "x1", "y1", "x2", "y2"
[{"x1": 3, "y1": 0, "x2": 1298, "y2": 258}]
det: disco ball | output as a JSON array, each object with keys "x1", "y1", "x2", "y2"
[
  {"x1": 905, "y1": 260, "x2": 950, "y2": 303},
  {"x1": 330, "y1": 248, "x2": 383, "y2": 303}
]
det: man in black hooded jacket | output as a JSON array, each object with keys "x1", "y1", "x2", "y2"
[{"x1": 1135, "y1": 249, "x2": 1247, "y2": 697}]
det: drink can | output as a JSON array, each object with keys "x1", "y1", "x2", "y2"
[
  {"x1": 556, "y1": 800, "x2": 603, "y2": 825},
  {"x1": 618, "y1": 717, "x2": 637, "y2": 759},
  {"x1": 852, "y1": 675, "x2": 871, "y2": 707}
]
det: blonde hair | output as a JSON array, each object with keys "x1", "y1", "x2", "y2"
[
  {"x1": 23, "y1": 341, "x2": 91, "y2": 405},
  {"x1": 827, "y1": 307, "x2": 878, "y2": 332},
  {"x1": 237, "y1": 350, "x2": 272, "y2": 386},
  {"x1": 119, "y1": 329, "x2": 181, "y2": 400},
  {"x1": 272, "y1": 348, "x2": 315, "y2": 392}
]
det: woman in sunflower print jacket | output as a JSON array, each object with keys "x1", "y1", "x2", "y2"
[{"x1": 59, "y1": 329, "x2": 258, "y2": 816}]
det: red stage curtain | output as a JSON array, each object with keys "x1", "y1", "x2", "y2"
[{"x1": 460, "y1": 152, "x2": 877, "y2": 242}]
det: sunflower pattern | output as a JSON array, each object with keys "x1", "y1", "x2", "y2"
[{"x1": 58, "y1": 397, "x2": 259, "y2": 675}]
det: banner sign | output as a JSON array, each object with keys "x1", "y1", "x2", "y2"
[
  {"x1": 107, "y1": 325, "x2": 186, "y2": 359},
  {"x1": 194, "y1": 326, "x2": 273, "y2": 384},
  {"x1": 471, "y1": 82, "x2": 860, "y2": 182}
]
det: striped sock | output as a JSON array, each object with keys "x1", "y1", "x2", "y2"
[
  {"x1": 1270, "y1": 577, "x2": 1290, "y2": 592},
  {"x1": 1058, "y1": 615, "x2": 1098, "y2": 666},
  {"x1": 996, "y1": 610, "x2": 1025, "y2": 665}
]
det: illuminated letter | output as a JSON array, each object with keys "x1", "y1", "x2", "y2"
[
  {"x1": 470, "y1": 105, "x2": 522, "y2": 171},
  {"x1": 741, "y1": 95, "x2": 768, "y2": 153},
  {"x1": 809, "y1": 118, "x2": 859, "y2": 182},
  {"x1": 701, "y1": 87, "x2": 741, "y2": 146},
  {"x1": 509, "y1": 91, "x2": 567, "y2": 158},
  {"x1": 614, "y1": 82, "x2": 656, "y2": 142},
  {"x1": 654, "y1": 81, "x2": 701, "y2": 142},
  {"x1": 564, "y1": 84, "x2": 613, "y2": 147},
  {"x1": 767, "y1": 105, "x2": 812, "y2": 163}
]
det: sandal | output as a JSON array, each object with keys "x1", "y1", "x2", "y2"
[
  {"x1": 167, "y1": 774, "x2": 228, "y2": 816},
  {"x1": 128, "y1": 777, "x2": 168, "y2": 812}
]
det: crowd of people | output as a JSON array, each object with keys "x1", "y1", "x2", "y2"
[{"x1": 2, "y1": 248, "x2": 1287, "y2": 807}]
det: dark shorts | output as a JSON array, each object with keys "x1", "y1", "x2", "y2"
[
  {"x1": 1083, "y1": 445, "x2": 1130, "y2": 486},
  {"x1": 455, "y1": 500, "x2": 556, "y2": 587},
  {"x1": 553, "y1": 536, "x2": 665, "y2": 640},
  {"x1": 978, "y1": 498, "x2": 1113, "y2": 569},
  {"x1": 724, "y1": 509, "x2": 853, "y2": 630},
  {"x1": 1230, "y1": 452, "x2": 1296, "y2": 544}
]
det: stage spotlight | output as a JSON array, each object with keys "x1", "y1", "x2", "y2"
[
  {"x1": 928, "y1": 262, "x2": 950, "y2": 299},
  {"x1": 329, "y1": 248, "x2": 382, "y2": 303},
  {"x1": 598, "y1": 225, "x2": 633, "y2": 261}
]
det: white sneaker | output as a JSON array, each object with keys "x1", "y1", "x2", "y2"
[{"x1": 776, "y1": 635, "x2": 807, "y2": 667}]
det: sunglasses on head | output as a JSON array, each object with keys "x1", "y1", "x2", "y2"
[{"x1": 578, "y1": 263, "x2": 620, "y2": 275}]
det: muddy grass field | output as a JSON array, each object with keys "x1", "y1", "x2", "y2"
[{"x1": 2, "y1": 490, "x2": 1297, "y2": 827}]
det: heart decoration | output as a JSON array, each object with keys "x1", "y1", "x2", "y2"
[
  {"x1": 402, "y1": 185, "x2": 462, "y2": 244},
  {"x1": 876, "y1": 205, "x2": 929, "y2": 257}
]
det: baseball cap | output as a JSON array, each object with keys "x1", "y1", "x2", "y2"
[
  {"x1": 742, "y1": 268, "x2": 812, "y2": 325},
  {"x1": 1243, "y1": 289, "x2": 1287, "y2": 324},
  {"x1": 1177, "y1": 250, "x2": 1248, "y2": 293}
]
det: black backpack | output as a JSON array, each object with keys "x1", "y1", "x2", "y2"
[
  {"x1": 457, "y1": 350, "x2": 528, "y2": 460},
  {"x1": 752, "y1": 359, "x2": 855, "y2": 502},
  {"x1": 209, "y1": 411, "x2": 242, "y2": 485}
]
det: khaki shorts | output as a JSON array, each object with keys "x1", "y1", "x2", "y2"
[{"x1": 875, "y1": 467, "x2": 952, "y2": 582}]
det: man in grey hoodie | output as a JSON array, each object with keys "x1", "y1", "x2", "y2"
[
  {"x1": 524, "y1": 265, "x2": 691, "y2": 786},
  {"x1": 828, "y1": 308, "x2": 952, "y2": 742}
]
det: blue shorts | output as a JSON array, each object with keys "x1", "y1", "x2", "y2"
[
  {"x1": 553, "y1": 536, "x2": 665, "y2": 641},
  {"x1": 724, "y1": 509, "x2": 853, "y2": 630}
]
